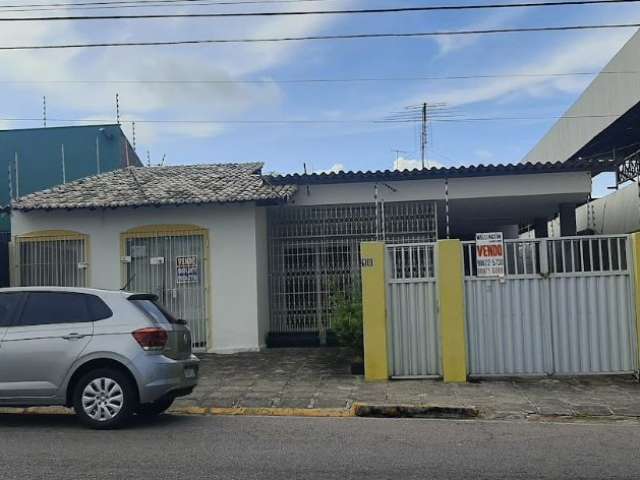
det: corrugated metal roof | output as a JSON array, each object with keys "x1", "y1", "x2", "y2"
[
  {"x1": 267, "y1": 159, "x2": 602, "y2": 185},
  {"x1": 12, "y1": 163, "x2": 297, "y2": 211}
]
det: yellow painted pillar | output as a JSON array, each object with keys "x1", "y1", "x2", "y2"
[
  {"x1": 630, "y1": 233, "x2": 640, "y2": 369},
  {"x1": 436, "y1": 239, "x2": 468, "y2": 383},
  {"x1": 360, "y1": 241, "x2": 389, "y2": 382}
]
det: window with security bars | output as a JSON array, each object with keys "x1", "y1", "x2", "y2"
[
  {"x1": 17, "y1": 237, "x2": 88, "y2": 287},
  {"x1": 267, "y1": 201, "x2": 437, "y2": 335}
]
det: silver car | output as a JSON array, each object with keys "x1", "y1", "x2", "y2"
[{"x1": 0, "y1": 287, "x2": 199, "y2": 429}]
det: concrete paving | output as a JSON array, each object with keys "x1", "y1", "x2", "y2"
[{"x1": 174, "y1": 348, "x2": 640, "y2": 420}]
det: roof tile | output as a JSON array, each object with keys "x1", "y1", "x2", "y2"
[{"x1": 12, "y1": 163, "x2": 297, "y2": 211}]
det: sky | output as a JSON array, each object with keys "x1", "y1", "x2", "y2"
[{"x1": 0, "y1": 0, "x2": 638, "y2": 197}]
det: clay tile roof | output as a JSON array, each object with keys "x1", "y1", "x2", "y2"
[{"x1": 12, "y1": 162, "x2": 297, "y2": 211}]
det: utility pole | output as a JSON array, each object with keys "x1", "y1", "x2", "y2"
[
  {"x1": 96, "y1": 135, "x2": 101, "y2": 174},
  {"x1": 61, "y1": 144, "x2": 66, "y2": 183},
  {"x1": 116, "y1": 93, "x2": 120, "y2": 125},
  {"x1": 421, "y1": 102, "x2": 427, "y2": 170},
  {"x1": 14, "y1": 152, "x2": 19, "y2": 198}
]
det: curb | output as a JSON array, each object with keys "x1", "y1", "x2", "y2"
[
  {"x1": 352, "y1": 403, "x2": 479, "y2": 419},
  {"x1": 0, "y1": 404, "x2": 478, "y2": 419}
]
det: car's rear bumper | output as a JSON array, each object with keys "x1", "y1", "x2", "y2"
[{"x1": 133, "y1": 353, "x2": 200, "y2": 404}]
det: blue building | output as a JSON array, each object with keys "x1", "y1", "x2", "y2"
[
  {"x1": 0, "y1": 124, "x2": 141, "y2": 230},
  {"x1": 0, "y1": 124, "x2": 141, "y2": 285}
]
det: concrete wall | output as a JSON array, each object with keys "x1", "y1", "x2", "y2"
[
  {"x1": 255, "y1": 207, "x2": 270, "y2": 347},
  {"x1": 11, "y1": 203, "x2": 267, "y2": 354},
  {"x1": 523, "y1": 30, "x2": 640, "y2": 165}
]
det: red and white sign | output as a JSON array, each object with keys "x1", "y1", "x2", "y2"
[{"x1": 476, "y1": 232, "x2": 505, "y2": 277}]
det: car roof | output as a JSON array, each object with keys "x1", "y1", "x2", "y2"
[{"x1": 0, "y1": 286, "x2": 136, "y2": 298}]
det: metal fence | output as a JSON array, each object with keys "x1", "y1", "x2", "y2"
[
  {"x1": 13, "y1": 233, "x2": 88, "y2": 287},
  {"x1": 267, "y1": 201, "x2": 437, "y2": 336},
  {"x1": 463, "y1": 235, "x2": 637, "y2": 376},
  {"x1": 462, "y1": 236, "x2": 628, "y2": 277},
  {"x1": 386, "y1": 243, "x2": 440, "y2": 378}
]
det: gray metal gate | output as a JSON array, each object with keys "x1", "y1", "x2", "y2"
[
  {"x1": 386, "y1": 243, "x2": 441, "y2": 378},
  {"x1": 121, "y1": 229, "x2": 209, "y2": 351},
  {"x1": 463, "y1": 235, "x2": 638, "y2": 376}
]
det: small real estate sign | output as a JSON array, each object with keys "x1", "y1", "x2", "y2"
[
  {"x1": 176, "y1": 255, "x2": 199, "y2": 284},
  {"x1": 476, "y1": 232, "x2": 505, "y2": 277}
]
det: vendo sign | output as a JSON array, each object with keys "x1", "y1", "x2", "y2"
[{"x1": 476, "y1": 232, "x2": 505, "y2": 277}]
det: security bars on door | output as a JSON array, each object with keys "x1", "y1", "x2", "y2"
[
  {"x1": 267, "y1": 201, "x2": 437, "y2": 336},
  {"x1": 121, "y1": 229, "x2": 209, "y2": 351},
  {"x1": 14, "y1": 233, "x2": 88, "y2": 287},
  {"x1": 462, "y1": 235, "x2": 629, "y2": 278}
]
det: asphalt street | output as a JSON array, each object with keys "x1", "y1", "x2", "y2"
[{"x1": 1, "y1": 414, "x2": 639, "y2": 479}]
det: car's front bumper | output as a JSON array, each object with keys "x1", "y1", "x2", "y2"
[{"x1": 133, "y1": 353, "x2": 200, "y2": 404}]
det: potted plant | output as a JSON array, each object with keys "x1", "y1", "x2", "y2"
[{"x1": 331, "y1": 290, "x2": 364, "y2": 375}]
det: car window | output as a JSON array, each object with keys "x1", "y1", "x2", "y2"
[
  {"x1": 86, "y1": 295, "x2": 113, "y2": 321},
  {"x1": 130, "y1": 299, "x2": 179, "y2": 325},
  {"x1": 0, "y1": 293, "x2": 23, "y2": 327},
  {"x1": 18, "y1": 292, "x2": 91, "y2": 327}
]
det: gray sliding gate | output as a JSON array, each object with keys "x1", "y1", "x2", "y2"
[
  {"x1": 385, "y1": 235, "x2": 638, "y2": 378},
  {"x1": 463, "y1": 235, "x2": 637, "y2": 376}
]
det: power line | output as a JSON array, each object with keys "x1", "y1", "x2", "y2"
[
  {"x1": 0, "y1": 0, "x2": 331, "y2": 13},
  {"x1": 0, "y1": 0, "x2": 322, "y2": 7},
  {"x1": 1, "y1": 0, "x2": 638, "y2": 21},
  {"x1": 0, "y1": 112, "x2": 628, "y2": 125},
  {"x1": 2, "y1": 22, "x2": 640, "y2": 50},
  {"x1": 0, "y1": 70, "x2": 636, "y2": 84}
]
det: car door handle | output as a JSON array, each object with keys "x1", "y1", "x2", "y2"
[{"x1": 62, "y1": 333, "x2": 87, "y2": 340}]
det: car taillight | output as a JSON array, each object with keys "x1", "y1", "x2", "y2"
[{"x1": 132, "y1": 327, "x2": 168, "y2": 351}]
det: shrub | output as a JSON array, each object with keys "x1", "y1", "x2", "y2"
[{"x1": 331, "y1": 290, "x2": 364, "y2": 357}]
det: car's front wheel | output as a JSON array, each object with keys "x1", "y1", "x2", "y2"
[{"x1": 73, "y1": 368, "x2": 137, "y2": 430}]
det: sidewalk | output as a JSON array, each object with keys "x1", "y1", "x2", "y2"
[{"x1": 174, "y1": 348, "x2": 640, "y2": 420}]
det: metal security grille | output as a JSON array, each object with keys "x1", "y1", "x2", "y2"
[
  {"x1": 121, "y1": 229, "x2": 208, "y2": 351},
  {"x1": 14, "y1": 234, "x2": 88, "y2": 287},
  {"x1": 268, "y1": 201, "x2": 437, "y2": 336}
]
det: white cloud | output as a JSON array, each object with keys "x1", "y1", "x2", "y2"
[
  {"x1": 0, "y1": 2, "x2": 354, "y2": 151},
  {"x1": 474, "y1": 149, "x2": 494, "y2": 161},
  {"x1": 369, "y1": 28, "x2": 637, "y2": 123},
  {"x1": 393, "y1": 156, "x2": 444, "y2": 171},
  {"x1": 435, "y1": 9, "x2": 526, "y2": 57},
  {"x1": 318, "y1": 163, "x2": 346, "y2": 174}
]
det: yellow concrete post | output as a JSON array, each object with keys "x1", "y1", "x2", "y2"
[
  {"x1": 360, "y1": 241, "x2": 389, "y2": 382},
  {"x1": 436, "y1": 239, "x2": 468, "y2": 383},
  {"x1": 630, "y1": 233, "x2": 640, "y2": 369}
]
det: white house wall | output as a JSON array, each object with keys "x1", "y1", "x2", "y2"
[
  {"x1": 11, "y1": 203, "x2": 267, "y2": 354},
  {"x1": 289, "y1": 172, "x2": 591, "y2": 206}
]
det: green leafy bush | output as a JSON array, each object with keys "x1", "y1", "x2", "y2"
[{"x1": 331, "y1": 291, "x2": 364, "y2": 357}]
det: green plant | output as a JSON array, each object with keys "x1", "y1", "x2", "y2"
[{"x1": 331, "y1": 290, "x2": 364, "y2": 357}]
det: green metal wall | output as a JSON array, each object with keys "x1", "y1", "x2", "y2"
[{"x1": 0, "y1": 124, "x2": 140, "y2": 231}]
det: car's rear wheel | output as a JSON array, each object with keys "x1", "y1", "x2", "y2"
[
  {"x1": 73, "y1": 368, "x2": 137, "y2": 430},
  {"x1": 136, "y1": 396, "x2": 174, "y2": 417}
]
